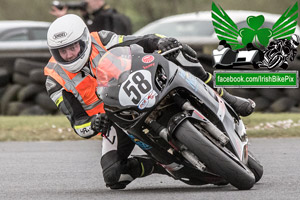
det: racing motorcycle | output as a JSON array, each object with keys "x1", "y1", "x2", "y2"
[{"x1": 95, "y1": 44, "x2": 263, "y2": 190}]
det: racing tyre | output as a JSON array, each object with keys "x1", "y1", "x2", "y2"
[
  {"x1": 247, "y1": 151, "x2": 263, "y2": 183},
  {"x1": 0, "y1": 84, "x2": 22, "y2": 115},
  {"x1": 268, "y1": 56, "x2": 283, "y2": 69},
  {"x1": 174, "y1": 119, "x2": 255, "y2": 190},
  {"x1": 19, "y1": 105, "x2": 47, "y2": 115},
  {"x1": 0, "y1": 68, "x2": 10, "y2": 87},
  {"x1": 14, "y1": 58, "x2": 45, "y2": 75},
  {"x1": 35, "y1": 92, "x2": 57, "y2": 112},
  {"x1": 270, "y1": 97, "x2": 295, "y2": 112},
  {"x1": 6, "y1": 101, "x2": 32, "y2": 116},
  {"x1": 285, "y1": 88, "x2": 300, "y2": 101},
  {"x1": 252, "y1": 96, "x2": 270, "y2": 112},
  {"x1": 29, "y1": 68, "x2": 46, "y2": 84},
  {"x1": 13, "y1": 73, "x2": 30, "y2": 86},
  {"x1": 18, "y1": 84, "x2": 45, "y2": 102},
  {"x1": 257, "y1": 88, "x2": 284, "y2": 101}
]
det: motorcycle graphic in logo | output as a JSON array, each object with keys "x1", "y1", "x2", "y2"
[{"x1": 211, "y1": 2, "x2": 299, "y2": 70}]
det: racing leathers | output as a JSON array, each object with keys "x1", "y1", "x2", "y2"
[{"x1": 44, "y1": 30, "x2": 169, "y2": 189}]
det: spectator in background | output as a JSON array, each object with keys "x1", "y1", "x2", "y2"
[{"x1": 50, "y1": 0, "x2": 132, "y2": 34}]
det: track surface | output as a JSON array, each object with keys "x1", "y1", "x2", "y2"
[{"x1": 0, "y1": 138, "x2": 300, "y2": 200}]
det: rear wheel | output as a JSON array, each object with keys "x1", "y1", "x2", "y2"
[{"x1": 174, "y1": 119, "x2": 255, "y2": 190}]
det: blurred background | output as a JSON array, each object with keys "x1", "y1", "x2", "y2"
[
  {"x1": 0, "y1": 0, "x2": 298, "y2": 32},
  {"x1": 0, "y1": 0, "x2": 300, "y2": 116}
]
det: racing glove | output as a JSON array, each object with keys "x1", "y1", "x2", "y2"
[
  {"x1": 157, "y1": 37, "x2": 181, "y2": 52},
  {"x1": 182, "y1": 43, "x2": 198, "y2": 63},
  {"x1": 91, "y1": 113, "x2": 111, "y2": 136}
]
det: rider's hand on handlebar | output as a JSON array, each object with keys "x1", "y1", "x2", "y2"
[
  {"x1": 91, "y1": 113, "x2": 111, "y2": 136},
  {"x1": 157, "y1": 37, "x2": 181, "y2": 53}
]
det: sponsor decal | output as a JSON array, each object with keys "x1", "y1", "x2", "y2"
[
  {"x1": 80, "y1": 128, "x2": 89, "y2": 134},
  {"x1": 143, "y1": 63, "x2": 155, "y2": 69},
  {"x1": 128, "y1": 134, "x2": 152, "y2": 150},
  {"x1": 138, "y1": 90, "x2": 158, "y2": 110},
  {"x1": 53, "y1": 31, "x2": 67, "y2": 40},
  {"x1": 178, "y1": 69, "x2": 200, "y2": 92},
  {"x1": 142, "y1": 55, "x2": 155, "y2": 63}
]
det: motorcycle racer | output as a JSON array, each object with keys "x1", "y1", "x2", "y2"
[
  {"x1": 44, "y1": 14, "x2": 255, "y2": 189},
  {"x1": 257, "y1": 34, "x2": 300, "y2": 69}
]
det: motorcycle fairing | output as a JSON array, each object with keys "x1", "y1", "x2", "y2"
[{"x1": 96, "y1": 45, "x2": 248, "y2": 163}]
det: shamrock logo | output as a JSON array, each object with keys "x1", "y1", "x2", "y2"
[
  {"x1": 239, "y1": 15, "x2": 273, "y2": 47},
  {"x1": 211, "y1": 2, "x2": 298, "y2": 50}
]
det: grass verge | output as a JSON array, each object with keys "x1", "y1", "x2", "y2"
[
  {"x1": 0, "y1": 115, "x2": 93, "y2": 141},
  {"x1": 1, "y1": 113, "x2": 300, "y2": 141},
  {"x1": 242, "y1": 112, "x2": 300, "y2": 137}
]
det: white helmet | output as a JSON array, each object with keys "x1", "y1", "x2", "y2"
[{"x1": 47, "y1": 14, "x2": 91, "y2": 73}]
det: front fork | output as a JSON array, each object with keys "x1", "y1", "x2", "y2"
[
  {"x1": 169, "y1": 93, "x2": 230, "y2": 146},
  {"x1": 170, "y1": 92, "x2": 249, "y2": 165},
  {"x1": 146, "y1": 93, "x2": 229, "y2": 172},
  {"x1": 146, "y1": 91, "x2": 240, "y2": 173}
]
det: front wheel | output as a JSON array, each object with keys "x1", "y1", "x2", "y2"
[
  {"x1": 247, "y1": 152, "x2": 263, "y2": 183},
  {"x1": 268, "y1": 55, "x2": 284, "y2": 69},
  {"x1": 174, "y1": 119, "x2": 255, "y2": 190}
]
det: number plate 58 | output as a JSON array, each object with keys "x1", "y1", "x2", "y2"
[{"x1": 119, "y1": 70, "x2": 157, "y2": 109}]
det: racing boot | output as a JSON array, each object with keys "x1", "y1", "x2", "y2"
[
  {"x1": 217, "y1": 88, "x2": 256, "y2": 117},
  {"x1": 104, "y1": 155, "x2": 166, "y2": 190},
  {"x1": 129, "y1": 155, "x2": 168, "y2": 177},
  {"x1": 204, "y1": 73, "x2": 256, "y2": 117}
]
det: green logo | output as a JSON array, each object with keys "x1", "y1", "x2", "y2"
[{"x1": 212, "y1": 2, "x2": 298, "y2": 50}]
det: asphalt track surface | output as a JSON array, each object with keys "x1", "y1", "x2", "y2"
[{"x1": 0, "y1": 138, "x2": 300, "y2": 200}]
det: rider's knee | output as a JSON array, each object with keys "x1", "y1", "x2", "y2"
[
  {"x1": 101, "y1": 151, "x2": 136, "y2": 189},
  {"x1": 102, "y1": 160, "x2": 134, "y2": 189}
]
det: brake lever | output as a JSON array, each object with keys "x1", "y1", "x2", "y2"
[{"x1": 159, "y1": 46, "x2": 183, "y2": 56}]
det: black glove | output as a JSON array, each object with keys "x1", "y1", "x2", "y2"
[
  {"x1": 157, "y1": 37, "x2": 181, "y2": 52},
  {"x1": 182, "y1": 44, "x2": 198, "y2": 63},
  {"x1": 91, "y1": 113, "x2": 111, "y2": 136}
]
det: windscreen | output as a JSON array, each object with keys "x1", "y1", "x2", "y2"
[{"x1": 96, "y1": 46, "x2": 132, "y2": 88}]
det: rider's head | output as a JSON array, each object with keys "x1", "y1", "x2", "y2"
[{"x1": 47, "y1": 14, "x2": 91, "y2": 73}]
